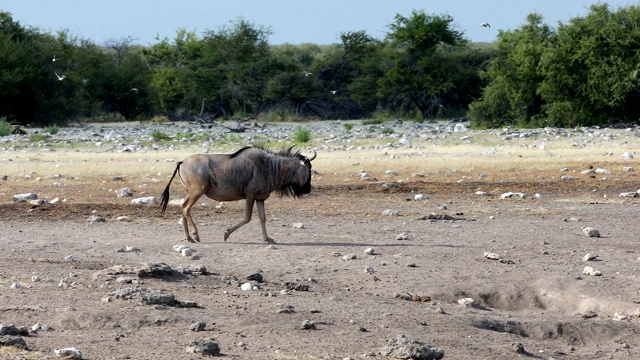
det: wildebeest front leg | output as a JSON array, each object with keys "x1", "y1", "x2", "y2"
[
  {"x1": 256, "y1": 200, "x2": 275, "y2": 243},
  {"x1": 224, "y1": 198, "x2": 254, "y2": 241}
]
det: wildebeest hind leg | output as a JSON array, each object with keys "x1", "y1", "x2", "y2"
[
  {"x1": 224, "y1": 198, "x2": 254, "y2": 241},
  {"x1": 181, "y1": 194, "x2": 202, "y2": 243},
  {"x1": 256, "y1": 200, "x2": 275, "y2": 243}
]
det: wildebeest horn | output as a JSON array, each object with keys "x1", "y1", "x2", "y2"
[{"x1": 308, "y1": 148, "x2": 317, "y2": 161}]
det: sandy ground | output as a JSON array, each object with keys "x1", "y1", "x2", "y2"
[{"x1": 1, "y1": 167, "x2": 640, "y2": 360}]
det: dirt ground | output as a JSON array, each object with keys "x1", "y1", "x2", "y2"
[{"x1": 2, "y1": 165, "x2": 640, "y2": 359}]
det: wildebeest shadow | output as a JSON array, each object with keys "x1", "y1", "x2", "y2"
[{"x1": 232, "y1": 242, "x2": 424, "y2": 247}]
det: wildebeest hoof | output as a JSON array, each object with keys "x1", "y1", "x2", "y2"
[
  {"x1": 265, "y1": 237, "x2": 276, "y2": 244},
  {"x1": 186, "y1": 237, "x2": 197, "y2": 243},
  {"x1": 223, "y1": 231, "x2": 230, "y2": 241}
]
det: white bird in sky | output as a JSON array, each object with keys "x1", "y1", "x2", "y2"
[
  {"x1": 480, "y1": 22, "x2": 491, "y2": 28},
  {"x1": 54, "y1": 72, "x2": 66, "y2": 81},
  {"x1": 131, "y1": 87, "x2": 139, "y2": 93},
  {"x1": 330, "y1": 90, "x2": 337, "y2": 95},
  {"x1": 52, "y1": 55, "x2": 58, "y2": 62},
  {"x1": 303, "y1": 71, "x2": 312, "y2": 77}
]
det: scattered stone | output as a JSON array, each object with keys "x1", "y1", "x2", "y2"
[
  {"x1": 240, "y1": 282, "x2": 258, "y2": 291},
  {"x1": 246, "y1": 272, "x2": 264, "y2": 282},
  {"x1": 284, "y1": 282, "x2": 309, "y2": 291},
  {"x1": 457, "y1": 298, "x2": 482, "y2": 308},
  {"x1": 131, "y1": 196, "x2": 157, "y2": 205},
  {"x1": 623, "y1": 151, "x2": 634, "y2": 160},
  {"x1": 379, "y1": 334, "x2": 444, "y2": 360},
  {"x1": 364, "y1": 247, "x2": 375, "y2": 255},
  {"x1": 343, "y1": 254, "x2": 357, "y2": 260},
  {"x1": 561, "y1": 175, "x2": 579, "y2": 181},
  {"x1": 583, "y1": 266, "x2": 602, "y2": 276},
  {"x1": 475, "y1": 191, "x2": 488, "y2": 196},
  {"x1": 87, "y1": 215, "x2": 106, "y2": 223},
  {"x1": 513, "y1": 343, "x2": 525, "y2": 354},
  {"x1": 595, "y1": 168, "x2": 611, "y2": 174},
  {"x1": 137, "y1": 262, "x2": 174, "y2": 278},
  {"x1": 623, "y1": 166, "x2": 634, "y2": 172},
  {"x1": 176, "y1": 264, "x2": 208, "y2": 275},
  {"x1": 181, "y1": 248, "x2": 193, "y2": 257},
  {"x1": 0, "y1": 335, "x2": 27, "y2": 349},
  {"x1": 583, "y1": 253, "x2": 598, "y2": 261},
  {"x1": 483, "y1": 252, "x2": 501, "y2": 260},
  {"x1": 396, "y1": 232, "x2": 412, "y2": 240},
  {"x1": 292, "y1": 222, "x2": 305, "y2": 229},
  {"x1": 365, "y1": 266, "x2": 374, "y2": 274},
  {"x1": 301, "y1": 320, "x2": 316, "y2": 330},
  {"x1": 10, "y1": 282, "x2": 21, "y2": 289},
  {"x1": 186, "y1": 338, "x2": 220, "y2": 356},
  {"x1": 115, "y1": 277, "x2": 136, "y2": 284},
  {"x1": 190, "y1": 322, "x2": 206, "y2": 332},
  {"x1": 619, "y1": 192, "x2": 637, "y2": 198},
  {"x1": 31, "y1": 275, "x2": 41, "y2": 282},
  {"x1": 382, "y1": 209, "x2": 399, "y2": 216},
  {"x1": 54, "y1": 347, "x2": 83, "y2": 359},
  {"x1": 12, "y1": 193, "x2": 37, "y2": 202},
  {"x1": 116, "y1": 216, "x2": 132, "y2": 222},
  {"x1": 102, "y1": 287, "x2": 196, "y2": 307},
  {"x1": 499, "y1": 192, "x2": 526, "y2": 199},
  {"x1": 64, "y1": 255, "x2": 75, "y2": 262},
  {"x1": 277, "y1": 305, "x2": 295, "y2": 314},
  {"x1": 417, "y1": 213, "x2": 455, "y2": 221},
  {"x1": 414, "y1": 194, "x2": 428, "y2": 201},
  {"x1": 116, "y1": 188, "x2": 133, "y2": 198},
  {"x1": 613, "y1": 313, "x2": 628, "y2": 321},
  {"x1": 580, "y1": 311, "x2": 598, "y2": 319},
  {"x1": 582, "y1": 227, "x2": 601, "y2": 237},
  {"x1": 0, "y1": 324, "x2": 29, "y2": 336},
  {"x1": 30, "y1": 199, "x2": 48, "y2": 206}
]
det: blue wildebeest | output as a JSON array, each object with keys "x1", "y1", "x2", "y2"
[{"x1": 160, "y1": 145, "x2": 316, "y2": 243}]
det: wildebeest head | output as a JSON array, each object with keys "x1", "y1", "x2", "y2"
[{"x1": 278, "y1": 146, "x2": 316, "y2": 197}]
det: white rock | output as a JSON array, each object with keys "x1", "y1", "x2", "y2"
[
  {"x1": 30, "y1": 199, "x2": 48, "y2": 205},
  {"x1": 583, "y1": 253, "x2": 598, "y2": 261},
  {"x1": 240, "y1": 282, "x2": 254, "y2": 291},
  {"x1": 181, "y1": 248, "x2": 193, "y2": 257},
  {"x1": 342, "y1": 254, "x2": 357, "y2": 260},
  {"x1": 475, "y1": 191, "x2": 488, "y2": 196},
  {"x1": 292, "y1": 222, "x2": 305, "y2": 229},
  {"x1": 131, "y1": 196, "x2": 157, "y2": 205},
  {"x1": 116, "y1": 188, "x2": 133, "y2": 198},
  {"x1": 116, "y1": 216, "x2": 132, "y2": 222},
  {"x1": 12, "y1": 193, "x2": 37, "y2": 202},
  {"x1": 396, "y1": 232, "x2": 412, "y2": 240},
  {"x1": 364, "y1": 247, "x2": 375, "y2": 255},
  {"x1": 583, "y1": 266, "x2": 602, "y2": 276},
  {"x1": 364, "y1": 266, "x2": 374, "y2": 274},
  {"x1": 623, "y1": 151, "x2": 633, "y2": 160},
  {"x1": 613, "y1": 312, "x2": 628, "y2": 321},
  {"x1": 623, "y1": 166, "x2": 634, "y2": 172},
  {"x1": 10, "y1": 282, "x2": 21, "y2": 289},
  {"x1": 31, "y1": 275, "x2": 41, "y2": 282},
  {"x1": 64, "y1": 255, "x2": 74, "y2": 261},
  {"x1": 453, "y1": 123, "x2": 467, "y2": 132},
  {"x1": 32, "y1": 323, "x2": 50, "y2": 332},
  {"x1": 500, "y1": 192, "x2": 526, "y2": 199},
  {"x1": 619, "y1": 192, "x2": 637, "y2": 198},
  {"x1": 457, "y1": 298, "x2": 477, "y2": 307},
  {"x1": 414, "y1": 194, "x2": 427, "y2": 201},
  {"x1": 382, "y1": 209, "x2": 399, "y2": 216},
  {"x1": 483, "y1": 252, "x2": 501, "y2": 260},
  {"x1": 582, "y1": 227, "x2": 601, "y2": 237},
  {"x1": 54, "y1": 347, "x2": 83, "y2": 359},
  {"x1": 561, "y1": 175, "x2": 579, "y2": 181},
  {"x1": 595, "y1": 168, "x2": 611, "y2": 174}
]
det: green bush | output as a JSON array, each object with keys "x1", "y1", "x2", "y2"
[
  {"x1": 293, "y1": 126, "x2": 311, "y2": 143},
  {"x1": 44, "y1": 124, "x2": 59, "y2": 135},
  {"x1": 0, "y1": 117, "x2": 12, "y2": 136},
  {"x1": 381, "y1": 126, "x2": 395, "y2": 135},
  {"x1": 151, "y1": 130, "x2": 171, "y2": 141},
  {"x1": 343, "y1": 123, "x2": 354, "y2": 132},
  {"x1": 29, "y1": 134, "x2": 47, "y2": 142}
]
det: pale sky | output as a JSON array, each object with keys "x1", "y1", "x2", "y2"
[{"x1": 1, "y1": 1, "x2": 633, "y2": 46}]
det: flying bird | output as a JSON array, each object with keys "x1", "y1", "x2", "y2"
[
  {"x1": 131, "y1": 88, "x2": 139, "y2": 93},
  {"x1": 54, "y1": 72, "x2": 66, "y2": 81},
  {"x1": 330, "y1": 90, "x2": 337, "y2": 95},
  {"x1": 480, "y1": 22, "x2": 491, "y2": 28},
  {"x1": 52, "y1": 55, "x2": 58, "y2": 62},
  {"x1": 303, "y1": 71, "x2": 312, "y2": 77}
]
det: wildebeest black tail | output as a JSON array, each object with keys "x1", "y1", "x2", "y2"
[{"x1": 160, "y1": 161, "x2": 183, "y2": 215}]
